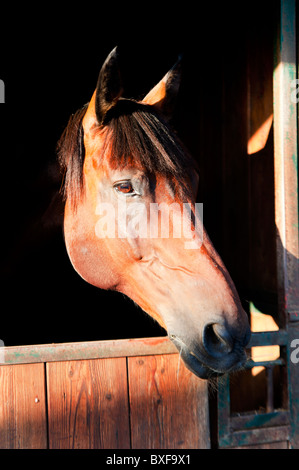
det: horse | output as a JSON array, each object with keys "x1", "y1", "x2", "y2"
[{"x1": 58, "y1": 47, "x2": 251, "y2": 379}]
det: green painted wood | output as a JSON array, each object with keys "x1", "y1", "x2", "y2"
[
  {"x1": 0, "y1": 337, "x2": 177, "y2": 365},
  {"x1": 273, "y1": 0, "x2": 299, "y2": 449},
  {"x1": 273, "y1": 0, "x2": 299, "y2": 320},
  {"x1": 230, "y1": 411, "x2": 290, "y2": 432},
  {"x1": 221, "y1": 425, "x2": 290, "y2": 448},
  {"x1": 217, "y1": 374, "x2": 231, "y2": 447},
  {"x1": 248, "y1": 330, "x2": 288, "y2": 347},
  {"x1": 244, "y1": 358, "x2": 285, "y2": 369}
]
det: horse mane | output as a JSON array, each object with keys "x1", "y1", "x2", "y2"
[
  {"x1": 58, "y1": 99, "x2": 198, "y2": 208},
  {"x1": 57, "y1": 103, "x2": 88, "y2": 206}
]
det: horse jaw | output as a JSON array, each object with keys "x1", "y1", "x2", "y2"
[{"x1": 63, "y1": 198, "x2": 121, "y2": 291}]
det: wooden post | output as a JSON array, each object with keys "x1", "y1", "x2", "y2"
[{"x1": 273, "y1": 0, "x2": 299, "y2": 449}]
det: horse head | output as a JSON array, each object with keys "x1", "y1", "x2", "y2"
[{"x1": 59, "y1": 47, "x2": 250, "y2": 379}]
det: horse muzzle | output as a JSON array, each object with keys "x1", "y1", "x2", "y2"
[{"x1": 169, "y1": 321, "x2": 251, "y2": 379}]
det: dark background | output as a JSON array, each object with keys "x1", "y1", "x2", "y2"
[{"x1": 0, "y1": 3, "x2": 276, "y2": 346}]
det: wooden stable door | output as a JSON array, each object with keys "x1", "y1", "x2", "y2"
[{"x1": 0, "y1": 338, "x2": 210, "y2": 449}]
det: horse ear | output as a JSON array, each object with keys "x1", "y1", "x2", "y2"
[
  {"x1": 142, "y1": 56, "x2": 182, "y2": 120},
  {"x1": 95, "y1": 47, "x2": 124, "y2": 125}
]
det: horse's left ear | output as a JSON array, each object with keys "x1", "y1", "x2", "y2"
[{"x1": 141, "y1": 56, "x2": 182, "y2": 120}]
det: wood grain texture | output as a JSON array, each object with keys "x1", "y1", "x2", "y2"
[
  {"x1": 128, "y1": 354, "x2": 210, "y2": 449},
  {"x1": 0, "y1": 363, "x2": 47, "y2": 449},
  {"x1": 47, "y1": 358, "x2": 130, "y2": 449}
]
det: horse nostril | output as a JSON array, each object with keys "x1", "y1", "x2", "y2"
[{"x1": 203, "y1": 323, "x2": 234, "y2": 357}]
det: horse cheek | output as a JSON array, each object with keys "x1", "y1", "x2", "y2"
[{"x1": 64, "y1": 203, "x2": 120, "y2": 290}]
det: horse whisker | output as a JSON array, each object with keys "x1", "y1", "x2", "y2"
[{"x1": 176, "y1": 347, "x2": 183, "y2": 386}]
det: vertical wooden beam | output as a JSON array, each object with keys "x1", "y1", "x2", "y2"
[
  {"x1": 0, "y1": 364, "x2": 47, "y2": 449},
  {"x1": 128, "y1": 354, "x2": 210, "y2": 449},
  {"x1": 273, "y1": 0, "x2": 299, "y2": 448},
  {"x1": 273, "y1": 0, "x2": 299, "y2": 322},
  {"x1": 47, "y1": 358, "x2": 130, "y2": 449}
]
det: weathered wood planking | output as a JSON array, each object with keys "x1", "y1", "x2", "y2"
[
  {"x1": 0, "y1": 336, "x2": 176, "y2": 365},
  {"x1": 0, "y1": 363, "x2": 47, "y2": 449},
  {"x1": 231, "y1": 440, "x2": 289, "y2": 449},
  {"x1": 0, "y1": 339, "x2": 210, "y2": 449},
  {"x1": 127, "y1": 354, "x2": 210, "y2": 449},
  {"x1": 47, "y1": 358, "x2": 130, "y2": 449},
  {"x1": 273, "y1": 0, "x2": 299, "y2": 449}
]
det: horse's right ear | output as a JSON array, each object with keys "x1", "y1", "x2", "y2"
[
  {"x1": 95, "y1": 47, "x2": 124, "y2": 125},
  {"x1": 83, "y1": 47, "x2": 123, "y2": 133}
]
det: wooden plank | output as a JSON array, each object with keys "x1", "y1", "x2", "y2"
[
  {"x1": 273, "y1": 0, "x2": 299, "y2": 321},
  {"x1": 231, "y1": 440, "x2": 289, "y2": 449},
  {"x1": 248, "y1": 330, "x2": 288, "y2": 347},
  {"x1": 0, "y1": 363, "x2": 47, "y2": 449},
  {"x1": 217, "y1": 374, "x2": 231, "y2": 447},
  {"x1": 244, "y1": 358, "x2": 284, "y2": 369},
  {"x1": 47, "y1": 358, "x2": 130, "y2": 449},
  {"x1": 273, "y1": 0, "x2": 299, "y2": 449},
  {"x1": 0, "y1": 336, "x2": 176, "y2": 365},
  {"x1": 230, "y1": 411, "x2": 290, "y2": 432},
  {"x1": 128, "y1": 354, "x2": 210, "y2": 449},
  {"x1": 221, "y1": 425, "x2": 290, "y2": 448}
]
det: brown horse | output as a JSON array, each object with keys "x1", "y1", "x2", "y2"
[{"x1": 58, "y1": 47, "x2": 250, "y2": 379}]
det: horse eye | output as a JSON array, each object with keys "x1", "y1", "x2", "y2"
[{"x1": 114, "y1": 181, "x2": 135, "y2": 194}]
